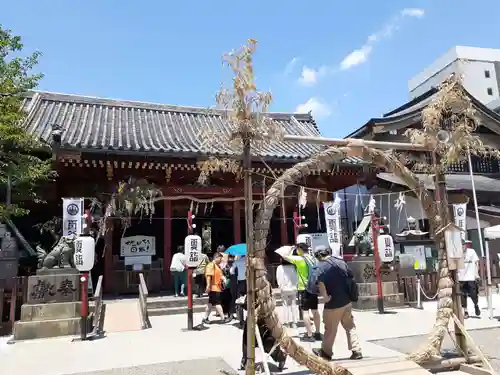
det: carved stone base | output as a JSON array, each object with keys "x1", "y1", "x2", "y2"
[
  {"x1": 352, "y1": 280, "x2": 405, "y2": 311},
  {"x1": 26, "y1": 273, "x2": 80, "y2": 304},
  {"x1": 348, "y1": 256, "x2": 397, "y2": 283},
  {"x1": 13, "y1": 301, "x2": 84, "y2": 341}
]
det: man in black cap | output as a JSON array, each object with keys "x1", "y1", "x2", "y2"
[
  {"x1": 458, "y1": 240, "x2": 481, "y2": 318},
  {"x1": 312, "y1": 246, "x2": 363, "y2": 361}
]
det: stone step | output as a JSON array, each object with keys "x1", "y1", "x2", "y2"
[
  {"x1": 148, "y1": 296, "x2": 289, "y2": 317},
  {"x1": 338, "y1": 356, "x2": 431, "y2": 375},
  {"x1": 20, "y1": 301, "x2": 81, "y2": 322},
  {"x1": 352, "y1": 293, "x2": 405, "y2": 311},
  {"x1": 13, "y1": 317, "x2": 82, "y2": 340}
]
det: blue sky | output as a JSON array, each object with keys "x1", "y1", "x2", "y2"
[{"x1": 3, "y1": 1, "x2": 500, "y2": 137}]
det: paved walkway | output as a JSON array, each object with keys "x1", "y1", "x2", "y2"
[{"x1": 0, "y1": 296, "x2": 498, "y2": 375}]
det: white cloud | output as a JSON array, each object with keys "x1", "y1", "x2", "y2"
[
  {"x1": 284, "y1": 57, "x2": 299, "y2": 76},
  {"x1": 401, "y1": 8, "x2": 425, "y2": 18},
  {"x1": 295, "y1": 97, "x2": 332, "y2": 119},
  {"x1": 340, "y1": 45, "x2": 373, "y2": 71},
  {"x1": 339, "y1": 8, "x2": 425, "y2": 71},
  {"x1": 298, "y1": 66, "x2": 318, "y2": 86}
]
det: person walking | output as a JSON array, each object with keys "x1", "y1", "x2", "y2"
[
  {"x1": 222, "y1": 254, "x2": 238, "y2": 320},
  {"x1": 276, "y1": 257, "x2": 298, "y2": 328},
  {"x1": 234, "y1": 255, "x2": 247, "y2": 327},
  {"x1": 458, "y1": 240, "x2": 481, "y2": 318},
  {"x1": 312, "y1": 248, "x2": 362, "y2": 361},
  {"x1": 202, "y1": 252, "x2": 229, "y2": 324},
  {"x1": 194, "y1": 252, "x2": 209, "y2": 297},
  {"x1": 170, "y1": 245, "x2": 187, "y2": 297},
  {"x1": 282, "y1": 242, "x2": 321, "y2": 342}
]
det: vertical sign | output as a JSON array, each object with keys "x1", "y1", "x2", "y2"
[
  {"x1": 184, "y1": 234, "x2": 202, "y2": 268},
  {"x1": 62, "y1": 198, "x2": 84, "y2": 237},
  {"x1": 323, "y1": 194, "x2": 342, "y2": 257},
  {"x1": 452, "y1": 203, "x2": 467, "y2": 241}
]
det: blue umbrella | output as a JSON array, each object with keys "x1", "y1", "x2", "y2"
[{"x1": 225, "y1": 243, "x2": 247, "y2": 256}]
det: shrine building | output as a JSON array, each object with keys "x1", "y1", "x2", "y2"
[{"x1": 19, "y1": 91, "x2": 373, "y2": 294}]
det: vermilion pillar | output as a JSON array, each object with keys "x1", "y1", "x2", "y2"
[
  {"x1": 163, "y1": 200, "x2": 172, "y2": 288},
  {"x1": 233, "y1": 200, "x2": 241, "y2": 244},
  {"x1": 280, "y1": 205, "x2": 288, "y2": 246},
  {"x1": 103, "y1": 217, "x2": 114, "y2": 293}
]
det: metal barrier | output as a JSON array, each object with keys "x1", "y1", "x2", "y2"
[
  {"x1": 138, "y1": 273, "x2": 150, "y2": 329},
  {"x1": 90, "y1": 275, "x2": 104, "y2": 337}
]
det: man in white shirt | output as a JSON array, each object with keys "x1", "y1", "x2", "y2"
[{"x1": 458, "y1": 240, "x2": 480, "y2": 318}]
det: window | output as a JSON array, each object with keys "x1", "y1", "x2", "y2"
[
  {"x1": 485, "y1": 70, "x2": 491, "y2": 78},
  {"x1": 487, "y1": 87, "x2": 494, "y2": 96}
]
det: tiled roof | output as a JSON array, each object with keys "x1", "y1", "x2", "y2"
[{"x1": 22, "y1": 91, "x2": 363, "y2": 164}]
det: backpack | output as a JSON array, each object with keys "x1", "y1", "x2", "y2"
[
  {"x1": 346, "y1": 266, "x2": 359, "y2": 302},
  {"x1": 304, "y1": 255, "x2": 321, "y2": 295}
]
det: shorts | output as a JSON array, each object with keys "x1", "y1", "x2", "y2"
[
  {"x1": 299, "y1": 290, "x2": 318, "y2": 311},
  {"x1": 208, "y1": 291, "x2": 222, "y2": 306}
]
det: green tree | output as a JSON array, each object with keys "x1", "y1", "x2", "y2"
[{"x1": 0, "y1": 25, "x2": 53, "y2": 219}]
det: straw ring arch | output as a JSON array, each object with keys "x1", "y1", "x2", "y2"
[{"x1": 252, "y1": 145, "x2": 445, "y2": 375}]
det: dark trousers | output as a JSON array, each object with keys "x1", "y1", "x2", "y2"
[
  {"x1": 460, "y1": 281, "x2": 479, "y2": 308},
  {"x1": 195, "y1": 274, "x2": 205, "y2": 297},
  {"x1": 241, "y1": 318, "x2": 286, "y2": 367}
]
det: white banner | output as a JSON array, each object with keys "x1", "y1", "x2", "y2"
[
  {"x1": 453, "y1": 203, "x2": 467, "y2": 241},
  {"x1": 120, "y1": 235, "x2": 156, "y2": 257},
  {"x1": 323, "y1": 194, "x2": 342, "y2": 257},
  {"x1": 62, "y1": 198, "x2": 84, "y2": 236}
]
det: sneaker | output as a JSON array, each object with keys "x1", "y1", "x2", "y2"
[
  {"x1": 474, "y1": 305, "x2": 481, "y2": 316},
  {"x1": 278, "y1": 359, "x2": 286, "y2": 371},
  {"x1": 174, "y1": 294, "x2": 179, "y2": 298},
  {"x1": 312, "y1": 348, "x2": 332, "y2": 360},
  {"x1": 239, "y1": 358, "x2": 246, "y2": 370},
  {"x1": 202, "y1": 317, "x2": 210, "y2": 325},
  {"x1": 350, "y1": 351, "x2": 363, "y2": 360},
  {"x1": 291, "y1": 323, "x2": 297, "y2": 329},
  {"x1": 300, "y1": 335, "x2": 315, "y2": 343},
  {"x1": 464, "y1": 311, "x2": 470, "y2": 319},
  {"x1": 314, "y1": 332, "x2": 323, "y2": 341}
]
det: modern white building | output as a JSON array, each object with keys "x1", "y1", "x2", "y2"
[{"x1": 408, "y1": 46, "x2": 500, "y2": 106}]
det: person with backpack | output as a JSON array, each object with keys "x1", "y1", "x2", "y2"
[
  {"x1": 281, "y1": 242, "x2": 322, "y2": 342},
  {"x1": 312, "y1": 247, "x2": 362, "y2": 361}
]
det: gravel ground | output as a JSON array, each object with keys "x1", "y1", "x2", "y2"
[
  {"x1": 65, "y1": 358, "x2": 237, "y2": 375},
  {"x1": 371, "y1": 326, "x2": 500, "y2": 371}
]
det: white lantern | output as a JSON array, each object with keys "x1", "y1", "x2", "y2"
[
  {"x1": 74, "y1": 236, "x2": 95, "y2": 272},
  {"x1": 296, "y1": 233, "x2": 312, "y2": 249},
  {"x1": 184, "y1": 234, "x2": 202, "y2": 268},
  {"x1": 377, "y1": 234, "x2": 395, "y2": 263}
]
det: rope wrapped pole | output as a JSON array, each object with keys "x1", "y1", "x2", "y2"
[{"x1": 243, "y1": 139, "x2": 256, "y2": 375}]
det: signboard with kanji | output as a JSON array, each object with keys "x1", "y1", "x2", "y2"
[{"x1": 184, "y1": 234, "x2": 202, "y2": 268}]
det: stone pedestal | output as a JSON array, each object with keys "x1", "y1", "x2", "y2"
[
  {"x1": 12, "y1": 270, "x2": 83, "y2": 341},
  {"x1": 349, "y1": 256, "x2": 405, "y2": 311}
]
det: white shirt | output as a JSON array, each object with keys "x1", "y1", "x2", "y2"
[
  {"x1": 458, "y1": 248, "x2": 479, "y2": 282},
  {"x1": 170, "y1": 253, "x2": 186, "y2": 272},
  {"x1": 235, "y1": 258, "x2": 246, "y2": 281},
  {"x1": 276, "y1": 264, "x2": 298, "y2": 293}
]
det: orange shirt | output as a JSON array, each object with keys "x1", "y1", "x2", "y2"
[{"x1": 205, "y1": 261, "x2": 223, "y2": 292}]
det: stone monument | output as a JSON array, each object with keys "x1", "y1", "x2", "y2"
[
  {"x1": 13, "y1": 235, "x2": 84, "y2": 341},
  {"x1": 349, "y1": 256, "x2": 405, "y2": 310}
]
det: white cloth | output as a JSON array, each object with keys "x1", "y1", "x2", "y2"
[
  {"x1": 276, "y1": 264, "x2": 298, "y2": 293},
  {"x1": 235, "y1": 258, "x2": 246, "y2": 281},
  {"x1": 170, "y1": 253, "x2": 186, "y2": 272},
  {"x1": 458, "y1": 248, "x2": 479, "y2": 282}
]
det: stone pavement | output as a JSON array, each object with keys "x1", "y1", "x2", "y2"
[{"x1": 1, "y1": 296, "x2": 498, "y2": 375}]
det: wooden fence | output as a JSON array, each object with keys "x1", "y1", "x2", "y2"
[{"x1": 0, "y1": 277, "x2": 28, "y2": 336}]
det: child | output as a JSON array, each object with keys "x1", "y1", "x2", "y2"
[{"x1": 276, "y1": 257, "x2": 298, "y2": 328}]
